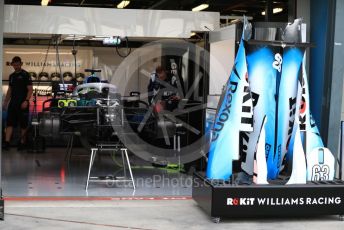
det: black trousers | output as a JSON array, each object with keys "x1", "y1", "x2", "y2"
[{"x1": 6, "y1": 103, "x2": 29, "y2": 129}]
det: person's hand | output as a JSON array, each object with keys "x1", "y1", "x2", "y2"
[
  {"x1": 153, "y1": 100, "x2": 165, "y2": 113},
  {"x1": 170, "y1": 95, "x2": 180, "y2": 101},
  {"x1": 2, "y1": 101, "x2": 8, "y2": 111},
  {"x1": 21, "y1": 100, "x2": 29, "y2": 110}
]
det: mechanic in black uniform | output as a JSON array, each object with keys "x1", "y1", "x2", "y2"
[
  {"x1": 2, "y1": 56, "x2": 33, "y2": 150},
  {"x1": 147, "y1": 66, "x2": 179, "y2": 111}
]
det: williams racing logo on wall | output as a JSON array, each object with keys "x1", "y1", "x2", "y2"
[{"x1": 227, "y1": 197, "x2": 342, "y2": 206}]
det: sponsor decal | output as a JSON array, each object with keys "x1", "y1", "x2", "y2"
[
  {"x1": 227, "y1": 197, "x2": 342, "y2": 206},
  {"x1": 210, "y1": 67, "x2": 239, "y2": 142},
  {"x1": 240, "y1": 85, "x2": 254, "y2": 130},
  {"x1": 299, "y1": 76, "x2": 307, "y2": 131},
  {"x1": 239, "y1": 131, "x2": 250, "y2": 162},
  {"x1": 286, "y1": 97, "x2": 297, "y2": 151},
  {"x1": 6, "y1": 60, "x2": 82, "y2": 68},
  {"x1": 272, "y1": 53, "x2": 283, "y2": 72},
  {"x1": 311, "y1": 165, "x2": 330, "y2": 181},
  {"x1": 239, "y1": 91, "x2": 259, "y2": 163}
]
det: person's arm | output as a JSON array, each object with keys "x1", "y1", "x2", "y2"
[
  {"x1": 20, "y1": 85, "x2": 33, "y2": 110},
  {"x1": 170, "y1": 76, "x2": 180, "y2": 100},
  {"x1": 25, "y1": 85, "x2": 33, "y2": 101},
  {"x1": 147, "y1": 74, "x2": 155, "y2": 105},
  {"x1": 20, "y1": 72, "x2": 33, "y2": 109},
  {"x1": 3, "y1": 86, "x2": 12, "y2": 109}
]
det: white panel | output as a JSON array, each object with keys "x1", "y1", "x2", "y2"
[
  {"x1": 209, "y1": 24, "x2": 236, "y2": 43},
  {"x1": 342, "y1": 121, "x2": 344, "y2": 179},
  {"x1": 2, "y1": 45, "x2": 161, "y2": 99},
  {"x1": 3, "y1": 46, "x2": 93, "y2": 80},
  {"x1": 209, "y1": 25, "x2": 236, "y2": 95},
  {"x1": 342, "y1": 81, "x2": 344, "y2": 121},
  {"x1": 4, "y1": 5, "x2": 220, "y2": 38}
]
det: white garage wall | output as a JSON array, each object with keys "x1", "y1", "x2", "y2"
[
  {"x1": 342, "y1": 82, "x2": 344, "y2": 121},
  {"x1": 209, "y1": 24, "x2": 236, "y2": 96},
  {"x1": 4, "y1": 5, "x2": 220, "y2": 38},
  {"x1": 2, "y1": 44, "x2": 162, "y2": 101},
  {"x1": 2, "y1": 46, "x2": 93, "y2": 80}
]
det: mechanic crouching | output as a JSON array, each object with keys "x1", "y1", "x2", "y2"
[{"x1": 148, "y1": 66, "x2": 180, "y2": 112}]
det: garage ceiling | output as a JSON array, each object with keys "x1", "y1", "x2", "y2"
[{"x1": 4, "y1": 0, "x2": 290, "y2": 22}]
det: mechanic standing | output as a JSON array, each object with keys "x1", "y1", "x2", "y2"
[{"x1": 2, "y1": 56, "x2": 33, "y2": 150}]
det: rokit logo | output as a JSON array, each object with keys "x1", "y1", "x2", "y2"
[{"x1": 227, "y1": 198, "x2": 255, "y2": 206}]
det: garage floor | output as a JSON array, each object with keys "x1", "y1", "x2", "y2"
[
  {"x1": 2, "y1": 147, "x2": 344, "y2": 229},
  {"x1": 1, "y1": 147, "x2": 191, "y2": 197},
  {"x1": 1, "y1": 199, "x2": 344, "y2": 230}
]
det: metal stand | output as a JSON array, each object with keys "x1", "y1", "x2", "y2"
[
  {"x1": 85, "y1": 146, "x2": 135, "y2": 190},
  {"x1": 339, "y1": 215, "x2": 344, "y2": 221},
  {"x1": 63, "y1": 131, "x2": 81, "y2": 162},
  {"x1": 211, "y1": 217, "x2": 221, "y2": 224},
  {"x1": 63, "y1": 133, "x2": 74, "y2": 161},
  {"x1": 173, "y1": 123, "x2": 183, "y2": 171}
]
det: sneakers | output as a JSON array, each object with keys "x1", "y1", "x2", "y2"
[
  {"x1": 2, "y1": 141, "x2": 10, "y2": 151},
  {"x1": 2, "y1": 141, "x2": 27, "y2": 151}
]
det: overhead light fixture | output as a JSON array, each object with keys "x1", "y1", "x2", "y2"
[
  {"x1": 117, "y1": 1, "x2": 130, "y2": 9},
  {"x1": 65, "y1": 35, "x2": 86, "y2": 40},
  {"x1": 68, "y1": 34, "x2": 86, "y2": 38},
  {"x1": 261, "y1": 8, "x2": 283, "y2": 15},
  {"x1": 232, "y1": 9, "x2": 248, "y2": 13},
  {"x1": 90, "y1": 38, "x2": 105, "y2": 41},
  {"x1": 41, "y1": 0, "x2": 49, "y2": 6},
  {"x1": 103, "y1": 36, "x2": 122, "y2": 46},
  {"x1": 192, "y1": 4, "x2": 209, "y2": 12}
]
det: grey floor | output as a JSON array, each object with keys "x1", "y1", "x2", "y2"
[
  {"x1": 2, "y1": 147, "x2": 344, "y2": 229},
  {"x1": 1, "y1": 147, "x2": 191, "y2": 197},
  {"x1": 1, "y1": 200, "x2": 344, "y2": 229}
]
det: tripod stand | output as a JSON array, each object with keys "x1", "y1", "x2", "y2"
[{"x1": 27, "y1": 89, "x2": 45, "y2": 153}]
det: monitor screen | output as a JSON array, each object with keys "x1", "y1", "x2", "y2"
[{"x1": 59, "y1": 83, "x2": 74, "y2": 92}]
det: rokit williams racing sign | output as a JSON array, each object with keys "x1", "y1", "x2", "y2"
[{"x1": 227, "y1": 197, "x2": 342, "y2": 206}]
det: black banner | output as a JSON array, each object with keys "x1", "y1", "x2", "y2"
[{"x1": 193, "y1": 173, "x2": 344, "y2": 218}]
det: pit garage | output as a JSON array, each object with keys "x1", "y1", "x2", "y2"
[{"x1": 1, "y1": 5, "x2": 224, "y2": 197}]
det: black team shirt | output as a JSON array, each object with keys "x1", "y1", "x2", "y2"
[{"x1": 9, "y1": 70, "x2": 32, "y2": 106}]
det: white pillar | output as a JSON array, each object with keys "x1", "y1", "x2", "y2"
[{"x1": 0, "y1": 0, "x2": 5, "y2": 195}]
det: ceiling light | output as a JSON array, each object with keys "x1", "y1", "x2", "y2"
[
  {"x1": 273, "y1": 8, "x2": 283, "y2": 13},
  {"x1": 103, "y1": 36, "x2": 121, "y2": 46},
  {"x1": 261, "y1": 8, "x2": 283, "y2": 15},
  {"x1": 68, "y1": 35, "x2": 85, "y2": 38},
  {"x1": 117, "y1": 1, "x2": 130, "y2": 9},
  {"x1": 232, "y1": 9, "x2": 248, "y2": 13},
  {"x1": 41, "y1": 0, "x2": 49, "y2": 6},
  {"x1": 192, "y1": 4, "x2": 209, "y2": 12},
  {"x1": 65, "y1": 36, "x2": 85, "y2": 40},
  {"x1": 90, "y1": 37, "x2": 106, "y2": 41}
]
